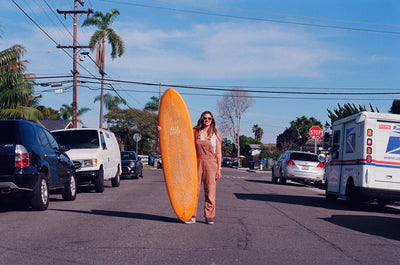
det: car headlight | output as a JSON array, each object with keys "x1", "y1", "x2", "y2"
[
  {"x1": 130, "y1": 161, "x2": 136, "y2": 167},
  {"x1": 83, "y1": 159, "x2": 97, "y2": 168}
]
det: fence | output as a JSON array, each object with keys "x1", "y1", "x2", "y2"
[{"x1": 138, "y1": 155, "x2": 149, "y2": 165}]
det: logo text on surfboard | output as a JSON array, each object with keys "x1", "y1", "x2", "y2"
[{"x1": 170, "y1": 126, "x2": 181, "y2": 136}]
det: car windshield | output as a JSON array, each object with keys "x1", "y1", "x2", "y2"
[
  {"x1": 121, "y1": 152, "x2": 135, "y2": 160},
  {"x1": 52, "y1": 130, "x2": 99, "y2": 149},
  {"x1": 290, "y1": 152, "x2": 319, "y2": 162}
]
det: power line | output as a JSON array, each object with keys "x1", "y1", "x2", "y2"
[
  {"x1": 99, "y1": 0, "x2": 400, "y2": 36},
  {"x1": 146, "y1": 0, "x2": 400, "y2": 28},
  {"x1": 76, "y1": 75, "x2": 400, "y2": 96}
]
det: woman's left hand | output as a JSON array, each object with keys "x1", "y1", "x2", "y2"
[{"x1": 216, "y1": 168, "x2": 221, "y2": 180}]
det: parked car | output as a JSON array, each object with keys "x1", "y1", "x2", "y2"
[
  {"x1": 271, "y1": 151, "x2": 325, "y2": 186},
  {"x1": 52, "y1": 128, "x2": 121, "y2": 192},
  {"x1": 157, "y1": 158, "x2": 162, "y2": 169},
  {"x1": 0, "y1": 120, "x2": 77, "y2": 210},
  {"x1": 121, "y1": 151, "x2": 143, "y2": 179},
  {"x1": 222, "y1": 157, "x2": 234, "y2": 167}
]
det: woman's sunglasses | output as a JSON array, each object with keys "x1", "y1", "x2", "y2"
[{"x1": 203, "y1": 117, "x2": 213, "y2": 121}]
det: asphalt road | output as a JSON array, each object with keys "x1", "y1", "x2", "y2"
[{"x1": 1, "y1": 167, "x2": 400, "y2": 265}]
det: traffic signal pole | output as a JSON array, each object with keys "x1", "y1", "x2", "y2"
[{"x1": 56, "y1": 1, "x2": 92, "y2": 128}]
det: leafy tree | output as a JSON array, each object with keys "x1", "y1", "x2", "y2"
[
  {"x1": 252, "y1": 124, "x2": 264, "y2": 141},
  {"x1": 0, "y1": 44, "x2": 40, "y2": 120},
  {"x1": 389, "y1": 100, "x2": 400, "y2": 114},
  {"x1": 36, "y1": 106, "x2": 61, "y2": 120},
  {"x1": 326, "y1": 103, "x2": 379, "y2": 127},
  {"x1": 238, "y1": 135, "x2": 261, "y2": 156},
  {"x1": 276, "y1": 116, "x2": 322, "y2": 151},
  {"x1": 144, "y1": 96, "x2": 159, "y2": 112},
  {"x1": 221, "y1": 138, "x2": 234, "y2": 157},
  {"x1": 259, "y1": 144, "x2": 280, "y2": 159},
  {"x1": 60, "y1": 104, "x2": 90, "y2": 125},
  {"x1": 82, "y1": 9, "x2": 125, "y2": 127},
  {"x1": 105, "y1": 108, "x2": 158, "y2": 154},
  {"x1": 217, "y1": 88, "x2": 254, "y2": 161}
]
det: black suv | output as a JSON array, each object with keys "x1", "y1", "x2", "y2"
[{"x1": 0, "y1": 120, "x2": 76, "y2": 210}]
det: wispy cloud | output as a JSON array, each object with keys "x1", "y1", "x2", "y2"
[{"x1": 107, "y1": 21, "x2": 343, "y2": 80}]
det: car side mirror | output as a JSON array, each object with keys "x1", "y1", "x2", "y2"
[
  {"x1": 318, "y1": 154, "x2": 326, "y2": 162},
  {"x1": 61, "y1": 144, "x2": 71, "y2": 152},
  {"x1": 138, "y1": 157, "x2": 141, "y2": 161}
]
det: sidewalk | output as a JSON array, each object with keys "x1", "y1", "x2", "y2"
[{"x1": 234, "y1": 166, "x2": 271, "y2": 173}]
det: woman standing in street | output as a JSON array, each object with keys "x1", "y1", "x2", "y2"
[{"x1": 186, "y1": 111, "x2": 222, "y2": 225}]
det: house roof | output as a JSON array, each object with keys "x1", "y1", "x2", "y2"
[
  {"x1": 249, "y1": 144, "x2": 261, "y2": 149},
  {"x1": 40, "y1": 120, "x2": 73, "y2": 131}
]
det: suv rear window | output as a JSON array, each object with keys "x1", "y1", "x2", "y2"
[
  {"x1": 53, "y1": 130, "x2": 99, "y2": 149},
  {"x1": 290, "y1": 152, "x2": 319, "y2": 162},
  {"x1": 0, "y1": 121, "x2": 36, "y2": 145}
]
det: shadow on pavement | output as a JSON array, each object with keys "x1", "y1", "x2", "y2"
[
  {"x1": 52, "y1": 208, "x2": 180, "y2": 223},
  {"x1": 234, "y1": 192, "x2": 400, "y2": 214},
  {"x1": 322, "y1": 215, "x2": 400, "y2": 241},
  {"x1": 246, "y1": 179, "x2": 306, "y2": 187}
]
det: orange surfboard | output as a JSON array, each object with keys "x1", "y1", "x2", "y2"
[{"x1": 159, "y1": 88, "x2": 198, "y2": 222}]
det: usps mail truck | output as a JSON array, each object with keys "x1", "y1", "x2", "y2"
[{"x1": 325, "y1": 111, "x2": 400, "y2": 206}]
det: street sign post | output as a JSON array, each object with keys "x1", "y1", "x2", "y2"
[
  {"x1": 309, "y1": 126, "x2": 322, "y2": 153},
  {"x1": 133, "y1": 133, "x2": 141, "y2": 154}
]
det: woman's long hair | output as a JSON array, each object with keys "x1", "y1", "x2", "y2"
[{"x1": 194, "y1": 111, "x2": 217, "y2": 139}]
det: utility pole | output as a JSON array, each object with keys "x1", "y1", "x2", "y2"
[{"x1": 56, "y1": 0, "x2": 93, "y2": 128}]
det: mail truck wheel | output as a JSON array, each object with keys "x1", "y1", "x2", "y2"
[{"x1": 346, "y1": 179, "x2": 362, "y2": 208}]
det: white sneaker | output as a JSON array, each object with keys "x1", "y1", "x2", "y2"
[
  {"x1": 205, "y1": 218, "x2": 214, "y2": 225},
  {"x1": 185, "y1": 217, "x2": 196, "y2": 224}
]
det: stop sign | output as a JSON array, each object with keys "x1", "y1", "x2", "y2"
[{"x1": 309, "y1": 126, "x2": 322, "y2": 139}]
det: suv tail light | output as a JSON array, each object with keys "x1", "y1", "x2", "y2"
[
  {"x1": 317, "y1": 162, "x2": 324, "y2": 168},
  {"x1": 285, "y1": 159, "x2": 295, "y2": 166},
  {"x1": 15, "y1": 144, "x2": 29, "y2": 167}
]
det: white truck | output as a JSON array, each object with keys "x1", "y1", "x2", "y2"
[
  {"x1": 325, "y1": 111, "x2": 400, "y2": 206},
  {"x1": 52, "y1": 128, "x2": 121, "y2": 192}
]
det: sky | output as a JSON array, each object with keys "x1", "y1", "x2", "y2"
[{"x1": 1, "y1": 0, "x2": 400, "y2": 144}]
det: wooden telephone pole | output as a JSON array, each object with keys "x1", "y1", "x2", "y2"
[{"x1": 56, "y1": 0, "x2": 93, "y2": 128}]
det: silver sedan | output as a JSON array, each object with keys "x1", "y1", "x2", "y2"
[{"x1": 272, "y1": 151, "x2": 325, "y2": 186}]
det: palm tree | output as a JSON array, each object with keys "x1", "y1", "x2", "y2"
[
  {"x1": 94, "y1": 92, "x2": 126, "y2": 112},
  {"x1": 60, "y1": 104, "x2": 90, "y2": 125},
  {"x1": 0, "y1": 44, "x2": 40, "y2": 120},
  {"x1": 94, "y1": 92, "x2": 126, "y2": 128},
  {"x1": 252, "y1": 124, "x2": 264, "y2": 141},
  {"x1": 390, "y1": 100, "x2": 400, "y2": 114},
  {"x1": 82, "y1": 9, "x2": 125, "y2": 128}
]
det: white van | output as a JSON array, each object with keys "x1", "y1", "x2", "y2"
[
  {"x1": 325, "y1": 112, "x2": 400, "y2": 206},
  {"x1": 52, "y1": 128, "x2": 121, "y2": 192}
]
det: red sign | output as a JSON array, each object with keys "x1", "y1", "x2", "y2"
[
  {"x1": 309, "y1": 126, "x2": 322, "y2": 139},
  {"x1": 379, "y1": 124, "x2": 391, "y2": 130}
]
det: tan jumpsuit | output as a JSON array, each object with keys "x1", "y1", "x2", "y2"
[{"x1": 193, "y1": 135, "x2": 218, "y2": 219}]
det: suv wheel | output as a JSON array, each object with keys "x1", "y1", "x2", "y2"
[
  {"x1": 31, "y1": 173, "x2": 49, "y2": 211},
  {"x1": 111, "y1": 167, "x2": 120, "y2": 187},
  {"x1": 271, "y1": 169, "x2": 278, "y2": 183},
  {"x1": 279, "y1": 169, "x2": 287, "y2": 184},
  {"x1": 95, "y1": 168, "x2": 105, "y2": 193},
  {"x1": 62, "y1": 171, "x2": 77, "y2": 201}
]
